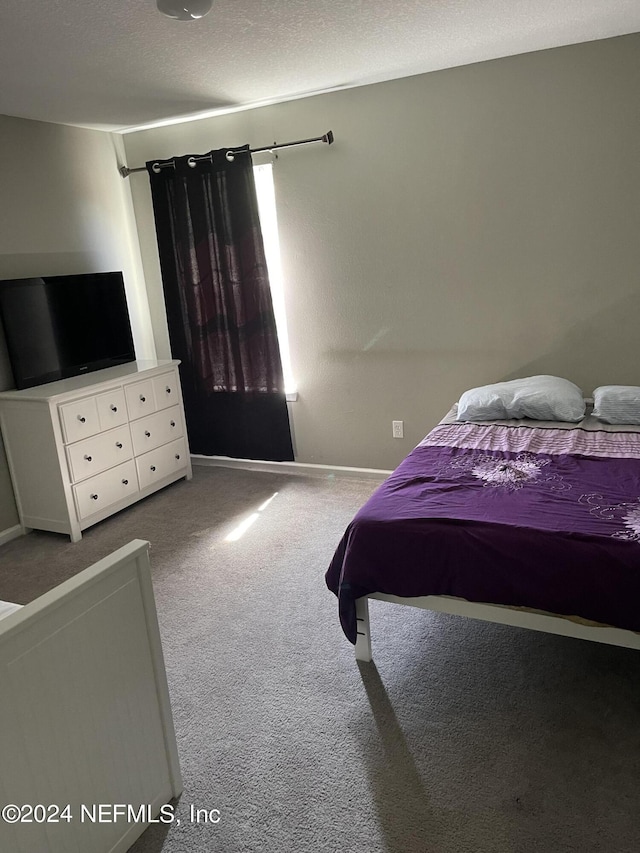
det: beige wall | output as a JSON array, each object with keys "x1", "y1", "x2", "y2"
[
  {"x1": 0, "y1": 35, "x2": 636, "y2": 534},
  {"x1": 0, "y1": 116, "x2": 154, "y2": 534},
  {"x1": 124, "y1": 33, "x2": 640, "y2": 470}
]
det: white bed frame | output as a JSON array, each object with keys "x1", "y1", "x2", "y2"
[
  {"x1": 0, "y1": 539, "x2": 182, "y2": 853},
  {"x1": 355, "y1": 593, "x2": 640, "y2": 662}
]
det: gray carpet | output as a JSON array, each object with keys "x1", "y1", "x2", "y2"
[{"x1": 2, "y1": 465, "x2": 640, "y2": 853}]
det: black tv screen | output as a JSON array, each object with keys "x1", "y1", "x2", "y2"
[{"x1": 0, "y1": 271, "x2": 136, "y2": 390}]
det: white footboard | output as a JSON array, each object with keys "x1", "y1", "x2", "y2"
[{"x1": 0, "y1": 539, "x2": 182, "y2": 853}]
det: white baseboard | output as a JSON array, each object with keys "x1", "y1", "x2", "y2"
[
  {"x1": 0, "y1": 524, "x2": 24, "y2": 547},
  {"x1": 190, "y1": 454, "x2": 391, "y2": 481}
]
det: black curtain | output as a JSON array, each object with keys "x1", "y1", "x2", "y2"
[{"x1": 146, "y1": 147, "x2": 294, "y2": 461}]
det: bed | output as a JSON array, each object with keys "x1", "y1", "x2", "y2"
[
  {"x1": 0, "y1": 539, "x2": 182, "y2": 853},
  {"x1": 326, "y1": 404, "x2": 640, "y2": 661}
]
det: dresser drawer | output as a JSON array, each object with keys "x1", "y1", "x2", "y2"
[
  {"x1": 130, "y1": 405, "x2": 183, "y2": 456},
  {"x1": 125, "y1": 379, "x2": 156, "y2": 420},
  {"x1": 152, "y1": 371, "x2": 180, "y2": 411},
  {"x1": 96, "y1": 388, "x2": 128, "y2": 431},
  {"x1": 66, "y1": 425, "x2": 133, "y2": 483},
  {"x1": 73, "y1": 460, "x2": 138, "y2": 520},
  {"x1": 136, "y1": 438, "x2": 188, "y2": 490},
  {"x1": 59, "y1": 397, "x2": 100, "y2": 443}
]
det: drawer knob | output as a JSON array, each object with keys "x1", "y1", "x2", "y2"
[
  {"x1": 145, "y1": 430, "x2": 151, "y2": 437},
  {"x1": 150, "y1": 465, "x2": 156, "y2": 472},
  {"x1": 78, "y1": 415, "x2": 86, "y2": 423},
  {"x1": 170, "y1": 420, "x2": 176, "y2": 427},
  {"x1": 84, "y1": 455, "x2": 92, "y2": 462},
  {"x1": 110, "y1": 404, "x2": 118, "y2": 412},
  {"x1": 122, "y1": 479, "x2": 129, "y2": 485},
  {"x1": 166, "y1": 387, "x2": 171, "y2": 394},
  {"x1": 175, "y1": 453, "x2": 181, "y2": 460},
  {"x1": 140, "y1": 395, "x2": 146, "y2": 402},
  {"x1": 116, "y1": 442, "x2": 123, "y2": 449},
  {"x1": 90, "y1": 493, "x2": 98, "y2": 500}
]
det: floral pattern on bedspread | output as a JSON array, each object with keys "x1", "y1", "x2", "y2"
[
  {"x1": 579, "y1": 494, "x2": 640, "y2": 542},
  {"x1": 471, "y1": 454, "x2": 546, "y2": 489},
  {"x1": 327, "y1": 419, "x2": 640, "y2": 643},
  {"x1": 436, "y1": 450, "x2": 570, "y2": 492}
]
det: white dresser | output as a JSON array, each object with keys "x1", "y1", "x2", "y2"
[{"x1": 0, "y1": 359, "x2": 192, "y2": 542}]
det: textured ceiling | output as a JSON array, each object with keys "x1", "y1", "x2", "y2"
[{"x1": 1, "y1": 0, "x2": 639, "y2": 133}]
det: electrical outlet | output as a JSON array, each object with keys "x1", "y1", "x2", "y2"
[{"x1": 392, "y1": 420, "x2": 404, "y2": 439}]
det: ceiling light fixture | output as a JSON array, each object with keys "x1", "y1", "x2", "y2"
[{"x1": 157, "y1": 0, "x2": 213, "y2": 21}]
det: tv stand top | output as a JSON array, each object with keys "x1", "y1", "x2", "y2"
[{"x1": 0, "y1": 360, "x2": 180, "y2": 402}]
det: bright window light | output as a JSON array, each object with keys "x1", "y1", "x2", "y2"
[
  {"x1": 254, "y1": 164, "x2": 296, "y2": 395},
  {"x1": 224, "y1": 491, "x2": 279, "y2": 542},
  {"x1": 225, "y1": 513, "x2": 260, "y2": 542},
  {"x1": 258, "y1": 491, "x2": 279, "y2": 512}
]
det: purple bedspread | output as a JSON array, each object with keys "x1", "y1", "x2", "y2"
[{"x1": 326, "y1": 420, "x2": 640, "y2": 643}]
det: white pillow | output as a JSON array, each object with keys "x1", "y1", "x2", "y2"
[
  {"x1": 592, "y1": 386, "x2": 640, "y2": 425},
  {"x1": 457, "y1": 375, "x2": 585, "y2": 422}
]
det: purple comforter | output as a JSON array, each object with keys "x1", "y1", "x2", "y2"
[{"x1": 326, "y1": 419, "x2": 640, "y2": 643}]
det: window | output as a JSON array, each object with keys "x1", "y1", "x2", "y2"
[{"x1": 254, "y1": 163, "x2": 296, "y2": 396}]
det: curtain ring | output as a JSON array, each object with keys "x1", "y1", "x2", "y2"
[
  {"x1": 225, "y1": 150, "x2": 235, "y2": 162},
  {"x1": 187, "y1": 157, "x2": 198, "y2": 168},
  {"x1": 151, "y1": 162, "x2": 162, "y2": 174}
]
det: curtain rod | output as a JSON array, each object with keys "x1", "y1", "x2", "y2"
[{"x1": 118, "y1": 130, "x2": 334, "y2": 178}]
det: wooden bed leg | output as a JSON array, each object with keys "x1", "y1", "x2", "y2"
[{"x1": 355, "y1": 596, "x2": 372, "y2": 662}]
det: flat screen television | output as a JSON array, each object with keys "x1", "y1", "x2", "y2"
[{"x1": 0, "y1": 271, "x2": 136, "y2": 390}]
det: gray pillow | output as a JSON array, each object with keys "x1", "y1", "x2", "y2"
[
  {"x1": 457, "y1": 375, "x2": 585, "y2": 422},
  {"x1": 592, "y1": 386, "x2": 640, "y2": 425}
]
